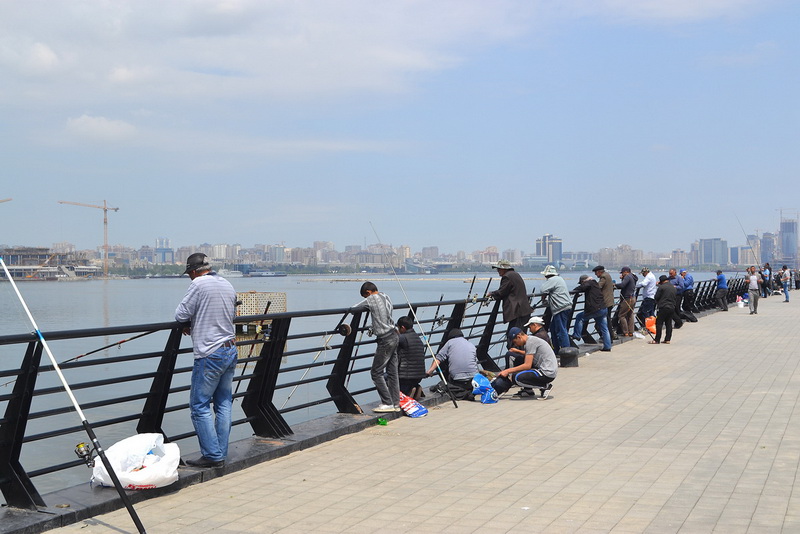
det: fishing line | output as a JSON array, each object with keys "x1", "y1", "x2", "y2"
[
  {"x1": 369, "y1": 222, "x2": 458, "y2": 408},
  {"x1": 0, "y1": 257, "x2": 147, "y2": 534},
  {"x1": 0, "y1": 330, "x2": 158, "y2": 388},
  {"x1": 280, "y1": 311, "x2": 351, "y2": 410}
]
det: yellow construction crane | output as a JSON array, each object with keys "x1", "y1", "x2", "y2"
[{"x1": 58, "y1": 200, "x2": 119, "y2": 278}]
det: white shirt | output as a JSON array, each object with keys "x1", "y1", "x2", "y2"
[{"x1": 636, "y1": 272, "x2": 657, "y2": 299}]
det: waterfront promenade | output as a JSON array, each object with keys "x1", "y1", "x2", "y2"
[{"x1": 55, "y1": 295, "x2": 800, "y2": 533}]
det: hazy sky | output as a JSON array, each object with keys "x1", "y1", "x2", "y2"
[{"x1": 1, "y1": 0, "x2": 797, "y2": 255}]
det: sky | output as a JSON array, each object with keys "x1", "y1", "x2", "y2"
[{"x1": 1, "y1": 0, "x2": 798, "y2": 256}]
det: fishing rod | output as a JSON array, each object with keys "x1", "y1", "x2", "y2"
[
  {"x1": 233, "y1": 301, "x2": 271, "y2": 398},
  {"x1": 280, "y1": 311, "x2": 352, "y2": 410},
  {"x1": 0, "y1": 257, "x2": 146, "y2": 534},
  {"x1": 466, "y1": 277, "x2": 493, "y2": 339},
  {"x1": 369, "y1": 222, "x2": 458, "y2": 408}
]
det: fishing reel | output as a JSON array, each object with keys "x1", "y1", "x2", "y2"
[
  {"x1": 74, "y1": 442, "x2": 96, "y2": 468},
  {"x1": 434, "y1": 315, "x2": 447, "y2": 327},
  {"x1": 336, "y1": 323, "x2": 352, "y2": 336}
]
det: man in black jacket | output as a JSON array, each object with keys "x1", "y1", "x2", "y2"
[
  {"x1": 396, "y1": 316, "x2": 427, "y2": 399},
  {"x1": 650, "y1": 275, "x2": 677, "y2": 344},
  {"x1": 489, "y1": 260, "x2": 533, "y2": 333},
  {"x1": 571, "y1": 275, "x2": 611, "y2": 352}
]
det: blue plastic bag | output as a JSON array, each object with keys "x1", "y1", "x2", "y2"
[{"x1": 471, "y1": 373, "x2": 498, "y2": 404}]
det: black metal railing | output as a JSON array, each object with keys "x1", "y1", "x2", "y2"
[{"x1": 0, "y1": 276, "x2": 745, "y2": 510}]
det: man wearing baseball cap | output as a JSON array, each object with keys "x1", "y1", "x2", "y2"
[
  {"x1": 491, "y1": 327, "x2": 557, "y2": 399},
  {"x1": 175, "y1": 253, "x2": 238, "y2": 468}
]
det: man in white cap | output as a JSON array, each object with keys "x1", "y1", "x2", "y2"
[
  {"x1": 524, "y1": 316, "x2": 552, "y2": 348},
  {"x1": 539, "y1": 265, "x2": 572, "y2": 354}
]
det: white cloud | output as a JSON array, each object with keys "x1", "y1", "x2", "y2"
[
  {"x1": 65, "y1": 115, "x2": 138, "y2": 141},
  {"x1": 554, "y1": 0, "x2": 764, "y2": 22}
]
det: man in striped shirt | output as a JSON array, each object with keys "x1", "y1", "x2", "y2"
[{"x1": 175, "y1": 253, "x2": 238, "y2": 468}]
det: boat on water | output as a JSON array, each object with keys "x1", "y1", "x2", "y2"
[
  {"x1": 248, "y1": 271, "x2": 287, "y2": 277},
  {"x1": 218, "y1": 269, "x2": 244, "y2": 278}
]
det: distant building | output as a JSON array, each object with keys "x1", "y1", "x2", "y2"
[
  {"x1": 536, "y1": 234, "x2": 562, "y2": 263},
  {"x1": 780, "y1": 218, "x2": 798, "y2": 268},
  {"x1": 698, "y1": 238, "x2": 728, "y2": 266}
]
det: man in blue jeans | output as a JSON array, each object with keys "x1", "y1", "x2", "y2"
[
  {"x1": 571, "y1": 274, "x2": 612, "y2": 352},
  {"x1": 176, "y1": 253, "x2": 238, "y2": 468}
]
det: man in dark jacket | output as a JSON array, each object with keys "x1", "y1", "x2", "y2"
[
  {"x1": 570, "y1": 275, "x2": 611, "y2": 351},
  {"x1": 489, "y1": 260, "x2": 533, "y2": 332},
  {"x1": 615, "y1": 267, "x2": 637, "y2": 337},
  {"x1": 396, "y1": 316, "x2": 427, "y2": 399},
  {"x1": 651, "y1": 275, "x2": 677, "y2": 344},
  {"x1": 593, "y1": 265, "x2": 617, "y2": 340}
]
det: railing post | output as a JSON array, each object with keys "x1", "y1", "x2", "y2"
[
  {"x1": 327, "y1": 313, "x2": 364, "y2": 415},
  {"x1": 242, "y1": 317, "x2": 293, "y2": 438},
  {"x1": 137, "y1": 326, "x2": 183, "y2": 436},
  {"x1": 438, "y1": 301, "x2": 467, "y2": 350},
  {"x1": 0, "y1": 341, "x2": 46, "y2": 510},
  {"x1": 475, "y1": 299, "x2": 501, "y2": 372}
]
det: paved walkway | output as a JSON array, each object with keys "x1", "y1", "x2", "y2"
[{"x1": 57, "y1": 296, "x2": 800, "y2": 533}]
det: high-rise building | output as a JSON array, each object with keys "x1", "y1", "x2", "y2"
[
  {"x1": 780, "y1": 218, "x2": 798, "y2": 268},
  {"x1": 698, "y1": 238, "x2": 728, "y2": 266},
  {"x1": 761, "y1": 233, "x2": 777, "y2": 263},
  {"x1": 536, "y1": 234, "x2": 563, "y2": 263}
]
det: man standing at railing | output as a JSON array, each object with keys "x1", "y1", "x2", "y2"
[
  {"x1": 715, "y1": 270, "x2": 729, "y2": 311},
  {"x1": 352, "y1": 282, "x2": 400, "y2": 413},
  {"x1": 488, "y1": 260, "x2": 533, "y2": 334},
  {"x1": 539, "y1": 265, "x2": 572, "y2": 354},
  {"x1": 175, "y1": 252, "x2": 238, "y2": 469}
]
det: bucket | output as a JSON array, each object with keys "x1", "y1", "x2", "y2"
[{"x1": 737, "y1": 301, "x2": 745, "y2": 308}]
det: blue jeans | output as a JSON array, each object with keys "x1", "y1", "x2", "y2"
[
  {"x1": 550, "y1": 310, "x2": 571, "y2": 354},
  {"x1": 190, "y1": 344, "x2": 238, "y2": 461},
  {"x1": 783, "y1": 282, "x2": 790, "y2": 301},
  {"x1": 572, "y1": 309, "x2": 611, "y2": 350}
]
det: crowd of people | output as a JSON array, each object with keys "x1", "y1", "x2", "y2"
[{"x1": 351, "y1": 261, "x2": 793, "y2": 413}]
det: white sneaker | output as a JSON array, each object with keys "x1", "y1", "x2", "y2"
[{"x1": 373, "y1": 404, "x2": 397, "y2": 413}]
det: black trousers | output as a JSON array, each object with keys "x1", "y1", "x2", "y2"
[{"x1": 655, "y1": 308, "x2": 674, "y2": 343}]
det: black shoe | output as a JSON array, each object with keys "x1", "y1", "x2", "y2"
[
  {"x1": 512, "y1": 388, "x2": 537, "y2": 398},
  {"x1": 185, "y1": 456, "x2": 224, "y2": 468},
  {"x1": 600, "y1": 348, "x2": 612, "y2": 352}
]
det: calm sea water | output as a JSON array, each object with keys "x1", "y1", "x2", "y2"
[{"x1": 0, "y1": 269, "x2": 720, "y2": 498}]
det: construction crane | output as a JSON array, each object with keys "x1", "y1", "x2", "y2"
[
  {"x1": 58, "y1": 200, "x2": 119, "y2": 278},
  {"x1": 0, "y1": 198, "x2": 11, "y2": 203}
]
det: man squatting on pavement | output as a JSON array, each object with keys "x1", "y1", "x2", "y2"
[
  {"x1": 175, "y1": 253, "x2": 238, "y2": 468},
  {"x1": 396, "y1": 316, "x2": 426, "y2": 400},
  {"x1": 427, "y1": 328, "x2": 480, "y2": 400},
  {"x1": 491, "y1": 327, "x2": 558, "y2": 398},
  {"x1": 488, "y1": 259, "x2": 533, "y2": 334},
  {"x1": 351, "y1": 282, "x2": 400, "y2": 413}
]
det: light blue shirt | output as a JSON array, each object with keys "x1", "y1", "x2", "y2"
[{"x1": 175, "y1": 272, "x2": 237, "y2": 358}]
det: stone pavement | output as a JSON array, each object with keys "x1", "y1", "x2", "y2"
[{"x1": 55, "y1": 296, "x2": 800, "y2": 533}]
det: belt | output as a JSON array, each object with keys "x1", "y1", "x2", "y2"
[{"x1": 221, "y1": 339, "x2": 235, "y2": 348}]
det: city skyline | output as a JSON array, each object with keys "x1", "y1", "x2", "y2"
[{"x1": 1, "y1": 2, "x2": 799, "y2": 253}]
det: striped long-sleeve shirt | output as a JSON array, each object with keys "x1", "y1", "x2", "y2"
[{"x1": 351, "y1": 292, "x2": 395, "y2": 338}]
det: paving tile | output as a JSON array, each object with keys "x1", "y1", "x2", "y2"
[{"x1": 48, "y1": 298, "x2": 800, "y2": 533}]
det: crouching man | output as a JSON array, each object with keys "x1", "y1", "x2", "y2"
[{"x1": 491, "y1": 327, "x2": 558, "y2": 399}]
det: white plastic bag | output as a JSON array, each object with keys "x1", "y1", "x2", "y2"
[{"x1": 91, "y1": 433, "x2": 180, "y2": 490}]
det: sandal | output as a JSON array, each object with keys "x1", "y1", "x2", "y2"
[{"x1": 648, "y1": 340, "x2": 660, "y2": 344}]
